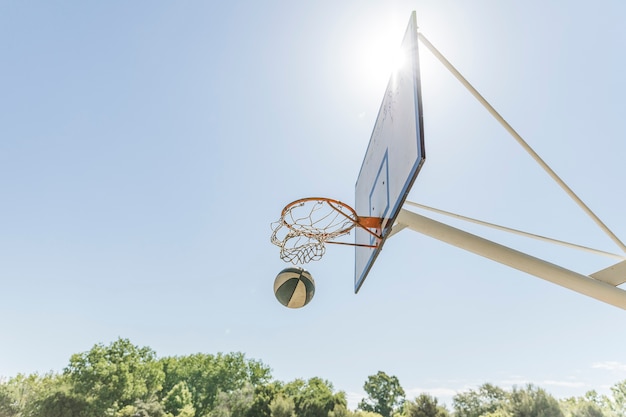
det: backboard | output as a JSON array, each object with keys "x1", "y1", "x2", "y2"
[{"x1": 354, "y1": 11, "x2": 425, "y2": 293}]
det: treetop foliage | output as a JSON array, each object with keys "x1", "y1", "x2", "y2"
[
  {"x1": 0, "y1": 338, "x2": 625, "y2": 417},
  {"x1": 358, "y1": 371, "x2": 405, "y2": 417}
]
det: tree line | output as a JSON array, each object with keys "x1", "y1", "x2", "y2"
[{"x1": 0, "y1": 338, "x2": 624, "y2": 417}]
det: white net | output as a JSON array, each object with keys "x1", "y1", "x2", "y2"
[{"x1": 270, "y1": 198, "x2": 358, "y2": 264}]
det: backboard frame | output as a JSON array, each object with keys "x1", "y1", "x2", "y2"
[{"x1": 354, "y1": 11, "x2": 425, "y2": 293}]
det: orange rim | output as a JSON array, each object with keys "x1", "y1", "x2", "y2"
[{"x1": 281, "y1": 197, "x2": 384, "y2": 243}]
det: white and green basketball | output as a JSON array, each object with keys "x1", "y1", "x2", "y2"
[{"x1": 274, "y1": 267, "x2": 315, "y2": 308}]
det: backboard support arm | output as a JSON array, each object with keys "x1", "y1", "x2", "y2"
[
  {"x1": 417, "y1": 32, "x2": 626, "y2": 254},
  {"x1": 396, "y1": 208, "x2": 626, "y2": 310}
]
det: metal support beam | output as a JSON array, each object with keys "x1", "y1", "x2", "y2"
[
  {"x1": 417, "y1": 32, "x2": 626, "y2": 254},
  {"x1": 396, "y1": 209, "x2": 626, "y2": 310}
]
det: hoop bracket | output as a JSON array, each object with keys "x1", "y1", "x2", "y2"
[{"x1": 357, "y1": 216, "x2": 383, "y2": 230}]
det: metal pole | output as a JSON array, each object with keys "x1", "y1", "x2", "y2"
[
  {"x1": 417, "y1": 32, "x2": 626, "y2": 254},
  {"x1": 397, "y1": 209, "x2": 626, "y2": 310},
  {"x1": 404, "y1": 200, "x2": 626, "y2": 260}
]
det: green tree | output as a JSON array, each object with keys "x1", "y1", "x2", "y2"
[
  {"x1": 482, "y1": 410, "x2": 511, "y2": 417},
  {"x1": 0, "y1": 382, "x2": 19, "y2": 417},
  {"x1": 208, "y1": 383, "x2": 255, "y2": 417},
  {"x1": 607, "y1": 380, "x2": 626, "y2": 417},
  {"x1": 560, "y1": 391, "x2": 607, "y2": 417},
  {"x1": 4, "y1": 372, "x2": 71, "y2": 417},
  {"x1": 358, "y1": 372, "x2": 405, "y2": 417},
  {"x1": 281, "y1": 379, "x2": 305, "y2": 401},
  {"x1": 452, "y1": 383, "x2": 507, "y2": 417},
  {"x1": 570, "y1": 403, "x2": 605, "y2": 417},
  {"x1": 504, "y1": 384, "x2": 563, "y2": 417},
  {"x1": 328, "y1": 404, "x2": 352, "y2": 417},
  {"x1": 115, "y1": 397, "x2": 166, "y2": 417},
  {"x1": 246, "y1": 382, "x2": 281, "y2": 417},
  {"x1": 403, "y1": 394, "x2": 449, "y2": 417},
  {"x1": 64, "y1": 338, "x2": 165, "y2": 415},
  {"x1": 160, "y1": 352, "x2": 271, "y2": 416},
  {"x1": 31, "y1": 390, "x2": 91, "y2": 417},
  {"x1": 286, "y1": 377, "x2": 346, "y2": 417},
  {"x1": 162, "y1": 381, "x2": 195, "y2": 417},
  {"x1": 269, "y1": 394, "x2": 295, "y2": 417},
  {"x1": 353, "y1": 411, "x2": 384, "y2": 417}
]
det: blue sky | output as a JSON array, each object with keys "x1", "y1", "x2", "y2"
[{"x1": 1, "y1": 0, "x2": 626, "y2": 410}]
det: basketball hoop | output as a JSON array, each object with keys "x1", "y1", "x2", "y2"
[{"x1": 271, "y1": 197, "x2": 383, "y2": 264}]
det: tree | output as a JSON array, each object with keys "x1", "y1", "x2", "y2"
[
  {"x1": 208, "y1": 384, "x2": 255, "y2": 417},
  {"x1": 358, "y1": 372, "x2": 405, "y2": 417},
  {"x1": 115, "y1": 397, "x2": 167, "y2": 417},
  {"x1": 482, "y1": 410, "x2": 511, "y2": 417},
  {"x1": 504, "y1": 384, "x2": 563, "y2": 417},
  {"x1": 64, "y1": 338, "x2": 165, "y2": 415},
  {"x1": 560, "y1": 391, "x2": 607, "y2": 417},
  {"x1": 246, "y1": 382, "x2": 281, "y2": 417},
  {"x1": 607, "y1": 380, "x2": 626, "y2": 417},
  {"x1": 328, "y1": 404, "x2": 352, "y2": 417},
  {"x1": 160, "y1": 352, "x2": 271, "y2": 416},
  {"x1": 352, "y1": 411, "x2": 384, "y2": 417},
  {"x1": 3, "y1": 372, "x2": 71, "y2": 417},
  {"x1": 403, "y1": 394, "x2": 449, "y2": 417},
  {"x1": 281, "y1": 379, "x2": 305, "y2": 401},
  {"x1": 570, "y1": 403, "x2": 605, "y2": 417},
  {"x1": 269, "y1": 394, "x2": 295, "y2": 417},
  {"x1": 283, "y1": 377, "x2": 346, "y2": 417},
  {"x1": 0, "y1": 382, "x2": 19, "y2": 417},
  {"x1": 453, "y1": 383, "x2": 507, "y2": 417},
  {"x1": 31, "y1": 390, "x2": 90, "y2": 417},
  {"x1": 162, "y1": 381, "x2": 195, "y2": 417}
]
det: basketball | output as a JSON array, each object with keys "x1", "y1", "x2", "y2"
[{"x1": 274, "y1": 267, "x2": 315, "y2": 308}]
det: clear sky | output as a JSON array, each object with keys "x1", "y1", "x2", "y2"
[{"x1": 1, "y1": 0, "x2": 625, "y2": 410}]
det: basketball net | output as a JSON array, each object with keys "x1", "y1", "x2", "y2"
[{"x1": 271, "y1": 197, "x2": 383, "y2": 264}]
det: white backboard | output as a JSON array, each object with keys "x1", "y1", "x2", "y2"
[{"x1": 354, "y1": 11, "x2": 425, "y2": 293}]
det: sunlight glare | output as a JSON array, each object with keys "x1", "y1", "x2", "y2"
[
  {"x1": 359, "y1": 43, "x2": 408, "y2": 89},
  {"x1": 390, "y1": 47, "x2": 407, "y2": 73}
]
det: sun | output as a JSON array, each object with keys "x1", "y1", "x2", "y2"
[
  {"x1": 357, "y1": 36, "x2": 410, "y2": 90},
  {"x1": 347, "y1": 15, "x2": 415, "y2": 107},
  {"x1": 373, "y1": 43, "x2": 408, "y2": 75}
]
